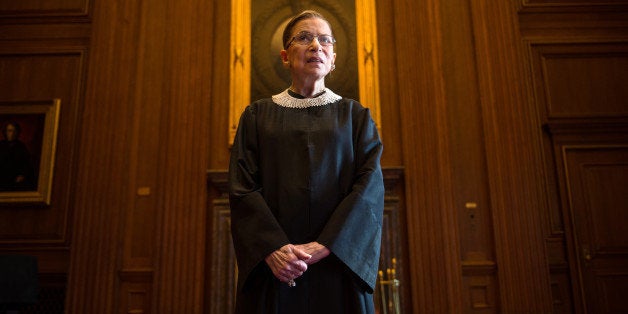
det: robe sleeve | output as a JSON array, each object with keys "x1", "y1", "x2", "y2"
[
  {"x1": 317, "y1": 106, "x2": 385, "y2": 293},
  {"x1": 228, "y1": 105, "x2": 290, "y2": 291}
]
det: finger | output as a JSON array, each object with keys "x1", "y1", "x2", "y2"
[
  {"x1": 281, "y1": 263, "x2": 305, "y2": 278},
  {"x1": 292, "y1": 246, "x2": 313, "y2": 261},
  {"x1": 275, "y1": 268, "x2": 290, "y2": 281},
  {"x1": 279, "y1": 268, "x2": 293, "y2": 279},
  {"x1": 289, "y1": 260, "x2": 308, "y2": 272}
]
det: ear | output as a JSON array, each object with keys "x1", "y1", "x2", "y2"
[{"x1": 280, "y1": 50, "x2": 290, "y2": 67}]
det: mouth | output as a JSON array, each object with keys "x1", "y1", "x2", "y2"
[{"x1": 307, "y1": 57, "x2": 324, "y2": 63}]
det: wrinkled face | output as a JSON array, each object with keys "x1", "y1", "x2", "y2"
[{"x1": 280, "y1": 18, "x2": 336, "y2": 82}]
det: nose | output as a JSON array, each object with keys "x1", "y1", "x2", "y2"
[{"x1": 309, "y1": 37, "x2": 322, "y2": 51}]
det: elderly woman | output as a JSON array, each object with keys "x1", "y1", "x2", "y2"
[{"x1": 229, "y1": 10, "x2": 384, "y2": 313}]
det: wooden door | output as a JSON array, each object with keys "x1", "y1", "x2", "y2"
[{"x1": 564, "y1": 145, "x2": 628, "y2": 313}]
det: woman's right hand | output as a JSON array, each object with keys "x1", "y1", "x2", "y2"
[{"x1": 265, "y1": 244, "x2": 311, "y2": 283}]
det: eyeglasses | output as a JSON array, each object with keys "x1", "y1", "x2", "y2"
[{"x1": 286, "y1": 31, "x2": 336, "y2": 48}]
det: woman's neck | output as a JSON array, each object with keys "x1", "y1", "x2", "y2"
[{"x1": 289, "y1": 80, "x2": 326, "y2": 98}]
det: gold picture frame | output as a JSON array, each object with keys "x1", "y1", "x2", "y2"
[{"x1": 0, "y1": 99, "x2": 60, "y2": 205}]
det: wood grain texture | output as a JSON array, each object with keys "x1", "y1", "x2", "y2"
[
  {"x1": 393, "y1": 0, "x2": 464, "y2": 311},
  {"x1": 65, "y1": 0, "x2": 213, "y2": 312},
  {"x1": 471, "y1": 0, "x2": 554, "y2": 311},
  {"x1": 2, "y1": 0, "x2": 625, "y2": 312}
]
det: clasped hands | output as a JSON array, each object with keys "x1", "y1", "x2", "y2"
[{"x1": 265, "y1": 242, "x2": 330, "y2": 284}]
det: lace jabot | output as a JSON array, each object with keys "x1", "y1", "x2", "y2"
[{"x1": 272, "y1": 88, "x2": 342, "y2": 108}]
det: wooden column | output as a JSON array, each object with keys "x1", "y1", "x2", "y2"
[
  {"x1": 393, "y1": 0, "x2": 464, "y2": 312},
  {"x1": 470, "y1": 1, "x2": 553, "y2": 311},
  {"x1": 66, "y1": 0, "x2": 213, "y2": 312}
]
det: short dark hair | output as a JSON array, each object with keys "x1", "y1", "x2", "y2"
[{"x1": 282, "y1": 10, "x2": 333, "y2": 49}]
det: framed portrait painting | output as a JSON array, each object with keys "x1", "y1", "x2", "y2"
[{"x1": 0, "y1": 99, "x2": 60, "y2": 205}]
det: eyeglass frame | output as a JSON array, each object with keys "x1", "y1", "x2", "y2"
[{"x1": 285, "y1": 31, "x2": 336, "y2": 49}]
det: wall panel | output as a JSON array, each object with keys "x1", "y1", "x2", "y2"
[
  {"x1": 531, "y1": 43, "x2": 628, "y2": 119},
  {"x1": 0, "y1": 7, "x2": 89, "y2": 311},
  {"x1": 0, "y1": 0, "x2": 90, "y2": 19},
  {"x1": 441, "y1": 1, "x2": 498, "y2": 311},
  {"x1": 64, "y1": 0, "x2": 214, "y2": 312},
  {"x1": 471, "y1": 0, "x2": 554, "y2": 311},
  {"x1": 0, "y1": 51, "x2": 84, "y2": 243},
  {"x1": 394, "y1": 0, "x2": 464, "y2": 311},
  {"x1": 374, "y1": 0, "x2": 402, "y2": 166},
  {"x1": 521, "y1": 0, "x2": 628, "y2": 312}
]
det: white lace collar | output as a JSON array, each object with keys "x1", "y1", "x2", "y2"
[{"x1": 272, "y1": 88, "x2": 342, "y2": 108}]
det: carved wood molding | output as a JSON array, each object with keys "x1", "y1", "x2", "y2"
[
  {"x1": 0, "y1": 49, "x2": 86, "y2": 246},
  {"x1": 521, "y1": 0, "x2": 628, "y2": 10},
  {"x1": 228, "y1": 0, "x2": 251, "y2": 145},
  {"x1": 355, "y1": 0, "x2": 381, "y2": 130},
  {"x1": 545, "y1": 119, "x2": 628, "y2": 135},
  {"x1": 529, "y1": 42, "x2": 628, "y2": 124},
  {"x1": 0, "y1": 0, "x2": 91, "y2": 21},
  {"x1": 518, "y1": 2, "x2": 628, "y2": 39}
]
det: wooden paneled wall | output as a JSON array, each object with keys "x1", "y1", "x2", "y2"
[
  {"x1": 1, "y1": 0, "x2": 626, "y2": 313},
  {"x1": 1, "y1": 0, "x2": 214, "y2": 312},
  {"x1": 520, "y1": 1, "x2": 628, "y2": 312},
  {"x1": 64, "y1": 0, "x2": 214, "y2": 312},
  {"x1": 0, "y1": 0, "x2": 90, "y2": 311}
]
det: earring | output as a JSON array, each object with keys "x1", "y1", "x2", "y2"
[{"x1": 331, "y1": 64, "x2": 336, "y2": 71}]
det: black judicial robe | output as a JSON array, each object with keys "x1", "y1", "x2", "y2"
[{"x1": 229, "y1": 95, "x2": 384, "y2": 314}]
